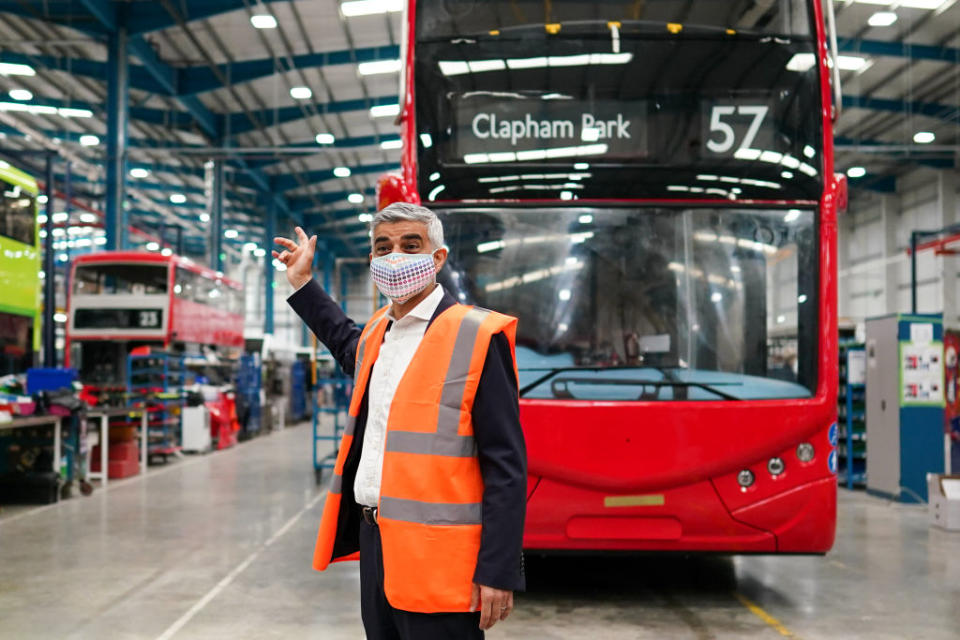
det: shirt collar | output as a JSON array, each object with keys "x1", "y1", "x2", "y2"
[{"x1": 387, "y1": 283, "x2": 445, "y2": 323}]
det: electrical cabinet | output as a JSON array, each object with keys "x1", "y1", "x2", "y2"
[{"x1": 865, "y1": 314, "x2": 946, "y2": 503}]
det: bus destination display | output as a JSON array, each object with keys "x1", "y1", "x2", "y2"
[{"x1": 452, "y1": 94, "x2": 647, "y2": 162}]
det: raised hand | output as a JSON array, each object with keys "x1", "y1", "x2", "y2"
[{"x1": 272, "y1": 226, "x2": 318, "y2": 290}]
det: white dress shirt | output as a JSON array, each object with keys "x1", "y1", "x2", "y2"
[{"x1": 353, "y1": 284, "x2": 445, "y2": 507}]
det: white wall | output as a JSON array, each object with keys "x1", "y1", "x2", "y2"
[{"x1": 839, "y1": 168, "x2": 960, "y2": 329}]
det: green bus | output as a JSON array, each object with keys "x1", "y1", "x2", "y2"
[{"x1": 0, "y1": 161, "x2": 41, "y2": 375}]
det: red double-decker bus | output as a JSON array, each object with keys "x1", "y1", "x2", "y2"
[
  {"x1": 66, "y1": 252, "x2": 244, "y2": 384},
  {"x1": 379, "y1": 0, "x2": 842, "y2": 553}
]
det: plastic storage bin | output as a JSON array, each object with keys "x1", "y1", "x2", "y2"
[{"x1": 26, "y1": 368, "x2": 78, "y2": 394}]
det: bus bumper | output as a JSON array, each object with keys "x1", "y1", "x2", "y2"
[{"x1": 524, "y1": 474, "x2": 836, "y2": 554}]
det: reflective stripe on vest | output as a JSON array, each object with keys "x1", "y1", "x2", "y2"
[
  {"x1": 379, "y1": 496, "x2": 482, "y2": 526},
  {"x1": 381, "y1": 307, "x2": 489, "y2": 524}
]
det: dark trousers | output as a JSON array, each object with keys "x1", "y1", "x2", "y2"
[{"x1": 359, "y1": 519, "x2": 483, "y2": 640}]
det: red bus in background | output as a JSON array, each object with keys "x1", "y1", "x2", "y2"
[
  {"x1": 378, "y1": 0, "x2": 842, "y2": 553},
  {"x1": 66, "y1": 251, "x2": 244, "y2": 384}
]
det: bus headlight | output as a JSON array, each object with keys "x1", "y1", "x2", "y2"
[
  {"x1": 796, "y1": 443, "x2": 815, "y2": 462},
  {"x1": 737, "y1": 469, "x2": 755, "y2": 488},
  {"x1": 767, "y1": 457, "x2": 785, "y2": 476}
]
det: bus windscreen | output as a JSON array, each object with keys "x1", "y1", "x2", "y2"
[
  {"x1": 435, "y1": 206, "x2": 818, "y2": 401},
  {"x1": 73, "y1": 264, "x2": 168, "y2": 295},
  {"x1": 0, "y1": 178, "x2": 35, "y2": 246},
  {"x1": 414, "y1": 1, "x2": 822, "y2": 202}
]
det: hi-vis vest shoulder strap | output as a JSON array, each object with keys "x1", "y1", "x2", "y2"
[{"x1": 311, "y1": 302, "x2": 518, "y2": 614}]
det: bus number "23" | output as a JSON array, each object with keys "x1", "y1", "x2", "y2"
[
  {"x1": 138, "y1": 311, "x2": 159, "y2": 328},
  {"x1": 706, "y1": 105, "x2": 769, "y2": 154}
]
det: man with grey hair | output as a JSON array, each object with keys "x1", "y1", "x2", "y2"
[{"x1": 274, "y1": 202, "x2": 526, "y2": 639}]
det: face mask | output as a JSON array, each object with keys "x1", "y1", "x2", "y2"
[{"x1": 369, "y1": 251, "x2": 437, "y2": 303}]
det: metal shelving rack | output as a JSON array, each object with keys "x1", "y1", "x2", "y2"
[
  {"x1": 126, "y1": 352, "x2": 185, "y2": 463},
  {"x1": 237, "y1": 354, "x2": 262, "y2": 439},
  {"x1": 312, "y1": 371, "x2": 351, "y2": 484},
  {"x1": 838, "y1": 342, "x2": 866, "y2": 488}
]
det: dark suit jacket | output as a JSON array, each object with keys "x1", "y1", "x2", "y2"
[{"x1": 289, "y1": 279, "x2": 527, "y2": 591}]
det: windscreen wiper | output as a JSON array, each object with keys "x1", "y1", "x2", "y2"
[
  {"x1": 549, "y1": 376, "x2": 741, "y2": 401},
  {"x1": 518, "y1": 366, "x2": 741, "y2": 400}
]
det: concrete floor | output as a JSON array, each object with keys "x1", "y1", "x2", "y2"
[{"x1": 1, "y1": 423, "x2": 958, "y2": 640}]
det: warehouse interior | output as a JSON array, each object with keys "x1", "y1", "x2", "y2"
[{"x1": 1, "y1": 1, "x2": 959, "y2": 638}]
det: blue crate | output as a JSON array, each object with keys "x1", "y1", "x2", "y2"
[{"x1": 26, "y1": 368, "x2": 78, "y2": 394}]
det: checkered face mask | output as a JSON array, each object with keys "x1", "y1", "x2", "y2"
[{"x1": 369, "y1": 251, "x2": 438, "y2": 303}]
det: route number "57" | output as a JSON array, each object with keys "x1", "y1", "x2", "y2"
[{"x1": 706, "y1": 105, "x2": 769, "y2": 154}]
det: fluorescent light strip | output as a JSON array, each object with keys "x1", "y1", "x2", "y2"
[
  {"x1": 0, "y1": 62, "x2": 35, "y2": 76},
  {"x1": 439, "y1": 53, "x2": 633, "y2": 76},
  {"x1": 464, "y1": 144, "x2": 608, "y2": 164},
  {"x1": 341, "y1": 0, "x2": 403, "y2": 17},
  {"x1": 488, "y1": 183, "x2": 585, "y2": 194},
  {"x1": 786, "y1": 53, "x2": 870, "y2": 72},
  {"x1": 486, "y1": 259, "x2": 586, "y2": 292},
  {"x1": 852, "y1": 0, "x2": 948, "y2": 8},
  {"x1": 370, "y1": 103, "x2": 400, "y2": 118},
  {"x1": 358, "y1": 59, "x2": 402, "y2": 75},
  {"x1": 0, "y1": 102, "x2": 93, "y2": 118},
  {"x1": 478, "y1": 173, "x2": 591, "y2": 183}
]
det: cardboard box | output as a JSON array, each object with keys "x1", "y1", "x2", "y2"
[{"x1": 928, "y1": 473, "x2": 960, "y2": 531}]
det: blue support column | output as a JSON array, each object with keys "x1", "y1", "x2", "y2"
[
  {"x1": 104, "y1": 24, "x2": 128, "y2": 251},
  {"x1": 323, "y1": 251, "x2": 334, "y2": 294},
  {"x1": 264, "y1": 201, "x2": 276, "y2": 335},
  {"x1": 42, "y1": 153, "x2": 56, "y2": 367},
  {"x1": 211, "y1": 160, "x2": 225, "y2": 271}
]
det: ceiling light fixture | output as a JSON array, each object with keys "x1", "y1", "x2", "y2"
[
  {"x1": 315, "y1": 133, "x2": 335, "y2": 144},
  {"x1": 224, "y1": 229, "x2": 239, "y2": 239},
  {"x1": 348, "y1": 193, "x2": 365, "y2": 204},
  {"x1": 370, "y1": 103, "x2": 401, "y2": 118},
  {"x1": 333, "y1": 166, "x2": 352, "y2": 177},
  {"x1": 250, "y1": 14, "x2": 278, "y2": 29},
  {"x1": 380, "y1": 139, "x2": 402, "y2": 150},
  {"x1": 868, "y1": 11, "x2": 898, "y2": 26},
  {"x1": 853, "y1": 0, "x2": 947, "y2": 8},
  {"x1": 290, "y1": 86, "x2": 313, "y2": 100},
  {"x1": 786, "y1": 53, "x2": 870, "y2": 72},
  {"x1": 358, "y1": 59, "x2": 402, "y2": 75},
  {"x1": 341, "y1": 0, "x2": 403, "y2": 17},
  {"x1": 8, "y1": 89, "x2": 32, "y2": 101},
  {"x1": 914, "y1": 131, "x2": 935, "y2": 144},
  {"x1": 79, "y1": 134, "x2": 99, "y2": 146},
  {"x1": 169, "y1": 193, "x2": 187, "y2": 204},
  {"x1": 130, "y1": 167, "x2": 150, "y2": 178},
  {"x1": 0, "y1": 62, "x2": 35, "y2": 76},
  {"x1": 847, "y1": 166, "x2": 866, "y2": 178},
  {"x1": 57, "y1": 107, "x2": 93, "y2": 118}
]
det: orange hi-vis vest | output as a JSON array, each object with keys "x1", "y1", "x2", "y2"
[{"x1": 312, "y1": 301, "x2": 519, "y2": 613}]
